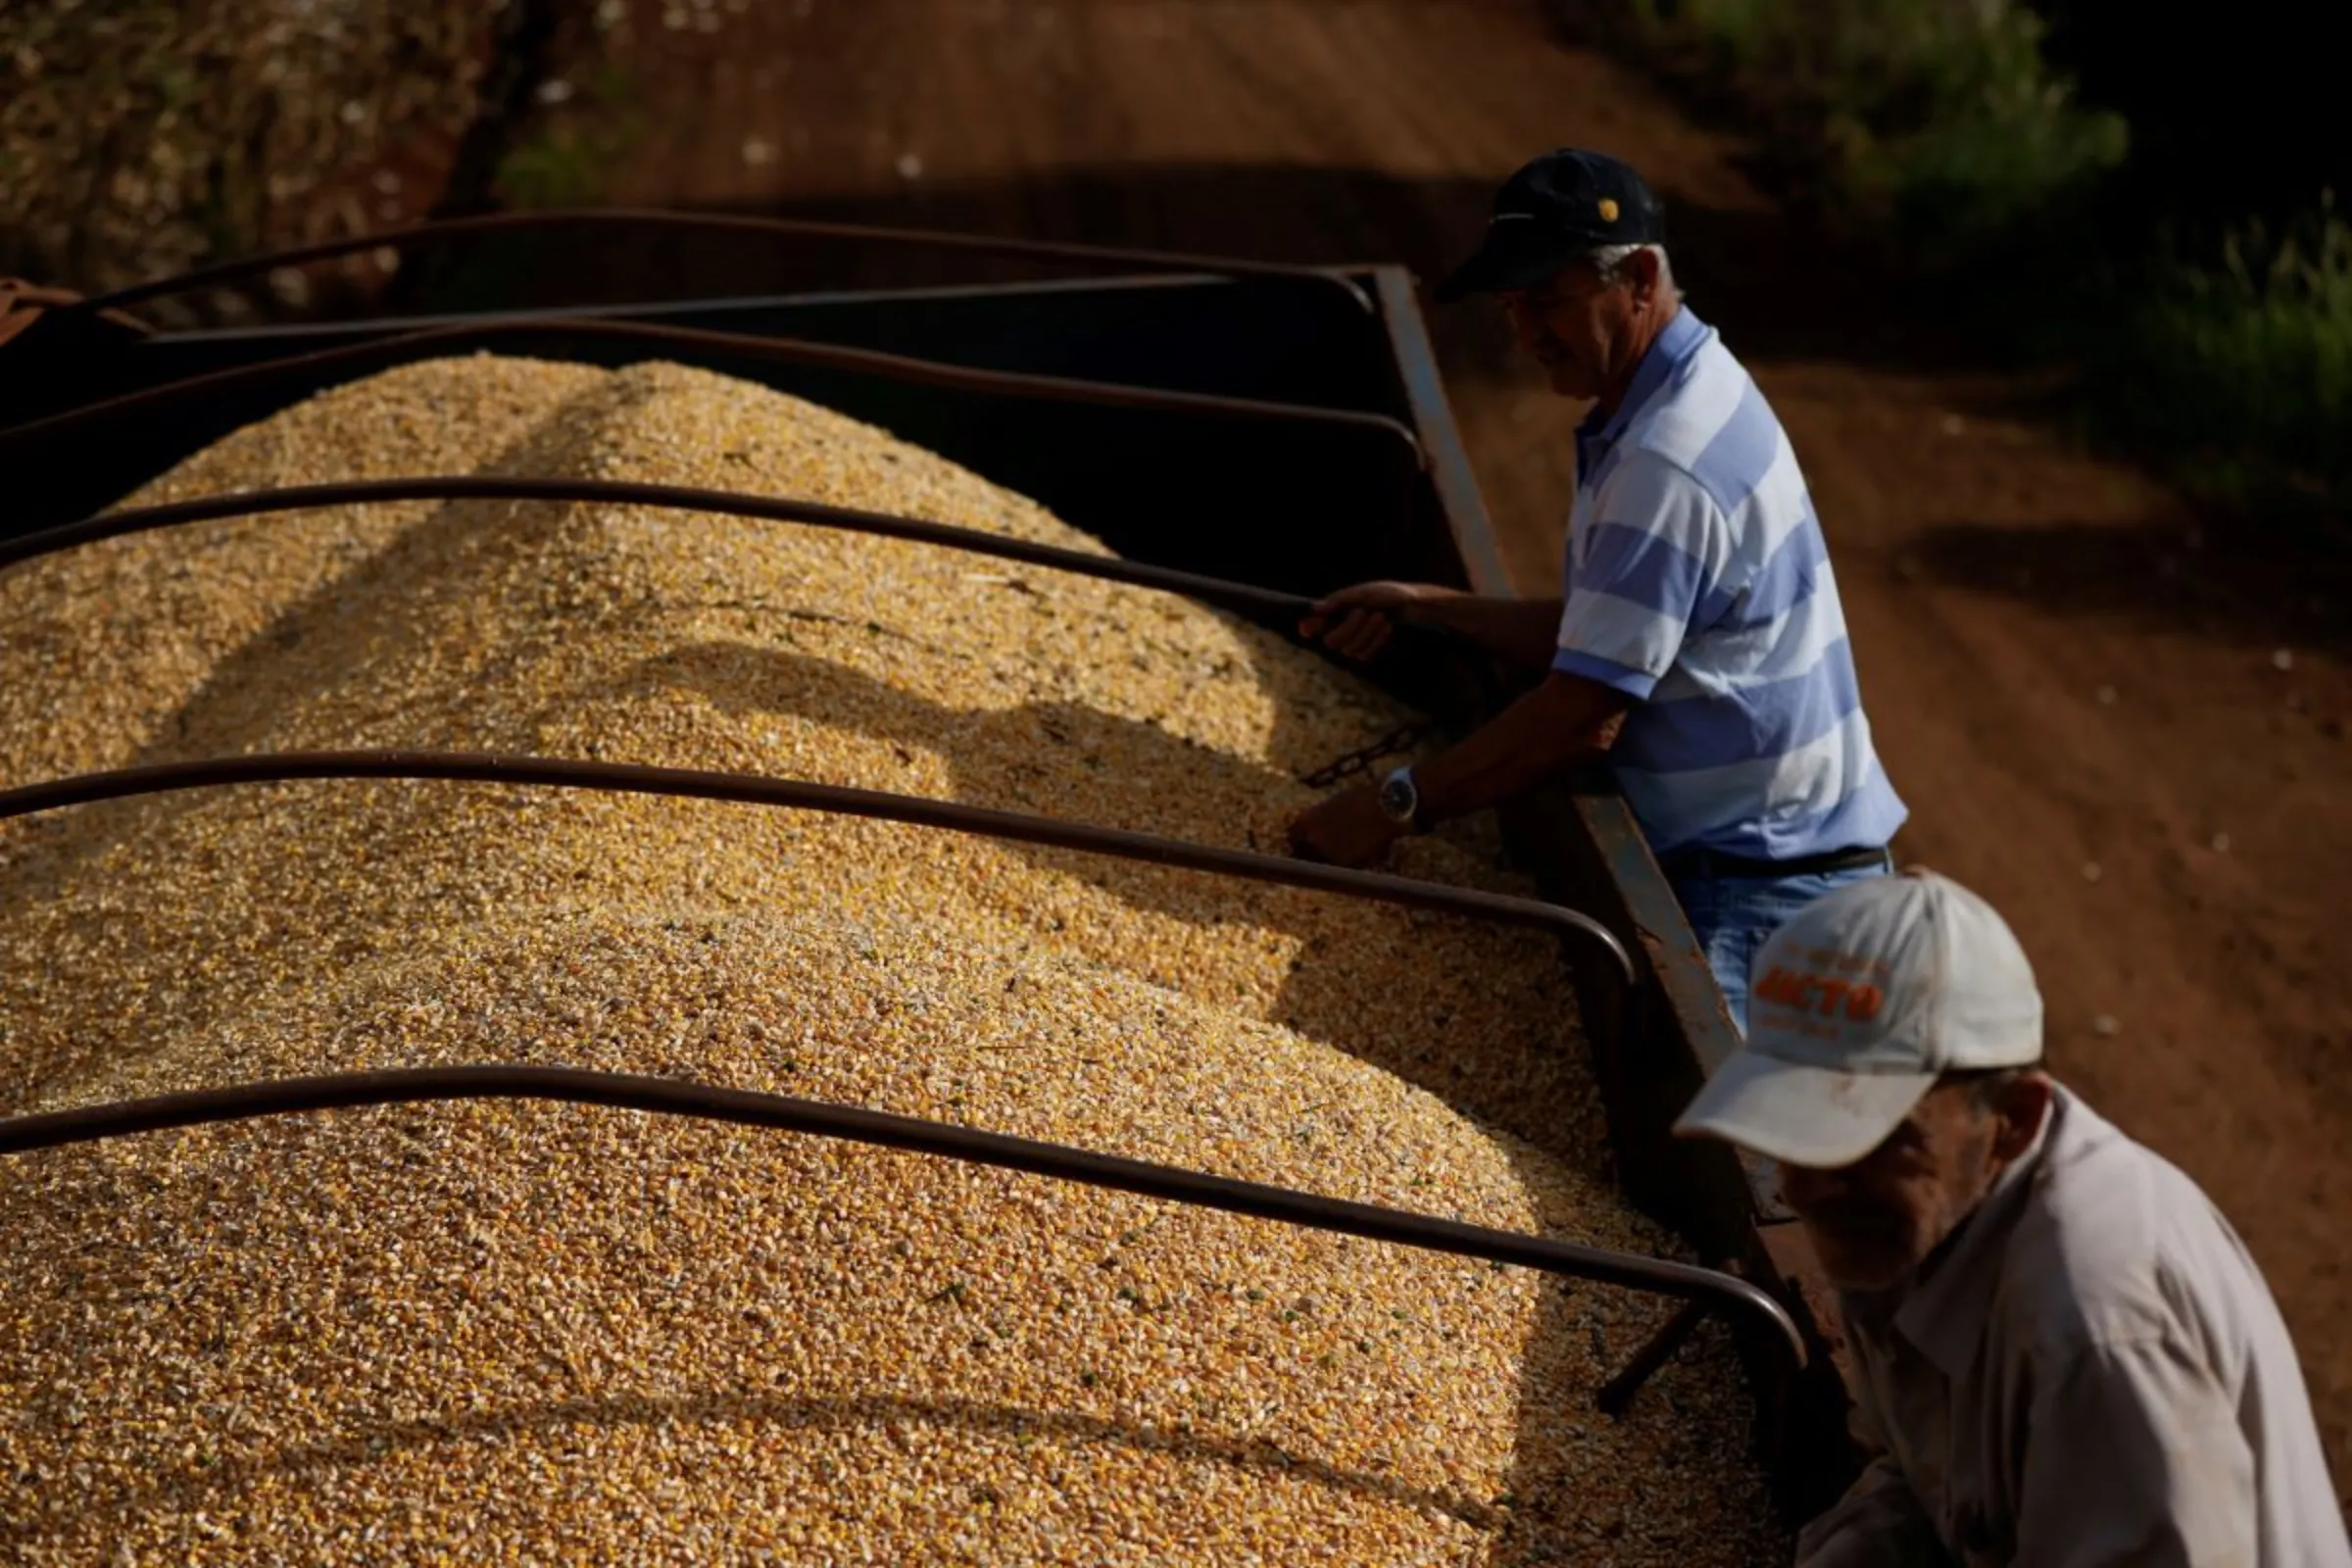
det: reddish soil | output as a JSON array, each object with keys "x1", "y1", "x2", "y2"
[{"x1": 552, "y1": 0, "x2": 2352, "y2": 1508}]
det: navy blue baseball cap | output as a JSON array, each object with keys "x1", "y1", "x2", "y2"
[{"x1": 1433, "y1": 149, "x2": 1667, "y2": 303}]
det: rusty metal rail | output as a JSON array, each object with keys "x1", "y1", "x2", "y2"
[
  {"x1": 0, "y1": 477, "x2": 1323, "y2": 622},
  {"x1": 0, "y1": 1063, "x2": 1802, "y2": 1405},
  {"x1": 0, "y1": 751, "x2": 1636, "y2": 988},
  {"x1": 0, "y1": 314, "x2": 1425, "y2": 467},
  {"x1": 55, "y1": 208, "x2": 1377, "y2": 318},
  {"x1": 3, "y1": 474, "x2": 1512, "y2": 809},
  {"x1": 1, "y1": 476, "x2": 1496, "y2": 711},
  {"x1": 0, "y1": 754, "x2": 1716, "y2": 1402}
]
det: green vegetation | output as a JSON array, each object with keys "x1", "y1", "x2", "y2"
[
  {"x1": 2099, "y1": 207, "x2": 2352, "y2": 519},
  {"x1": 1601, "y1": 0, "x2": 2349, "y2": 528},
  {"x1": 0, "y1": 0, "x2": 496, "y2": 315},
  {"x1": 1616, "y1": 0, "x2": 2126, "y2": 266},
  {"x1": 492, "y1": 64, "x2": 644, "y2": 211}
]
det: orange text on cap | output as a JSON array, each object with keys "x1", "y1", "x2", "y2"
[{"x1": 1754, "y1": 964, "x2": 1886, "y2": 1021}]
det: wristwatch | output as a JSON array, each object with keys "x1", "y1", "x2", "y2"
[{"x1": 1377, "y1": 764, "x2": 1423, "y2": 830}]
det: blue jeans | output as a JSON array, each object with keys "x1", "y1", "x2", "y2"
[{"x1": 1670, "y1": 858, "x2": 1892, "y2": 1036}]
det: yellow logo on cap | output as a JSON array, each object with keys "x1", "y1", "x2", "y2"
[{"x1": 1597, "y1": 198, "x2": 1620, "y2": 222}]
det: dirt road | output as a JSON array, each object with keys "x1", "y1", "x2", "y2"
[{"x1": 539, "y1": 0, "x2": 2352, "y2": 1499}]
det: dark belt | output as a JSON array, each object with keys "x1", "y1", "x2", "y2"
[{"x1": 1658, "y1": 843, "x2": 1891, "y2": 881}]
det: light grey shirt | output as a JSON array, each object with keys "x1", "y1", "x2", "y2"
[{"x1": 1796, "y1": 1086, "x2": 2350, "y2": 1567}]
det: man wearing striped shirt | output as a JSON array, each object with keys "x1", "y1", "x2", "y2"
[{"x1": 1290, "y1": 148, "x2": 1908, "y2": 1030}]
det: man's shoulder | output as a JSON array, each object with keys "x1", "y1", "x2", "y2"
[
  {"x1": 1996, "y1": 1097, "x2": 2245, "y2": 1360},
  {"x1": 1614, "y1": 342, "x2": 1794, "y2": 517}
]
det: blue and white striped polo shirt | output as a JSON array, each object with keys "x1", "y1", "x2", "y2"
[{"x1": 1552, "y1": 307, "x2": 1907, "y2": 861}]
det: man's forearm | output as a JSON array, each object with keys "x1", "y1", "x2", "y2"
[
  {"x1": 1403, "y1": 593, "x2": 1566, "y2": 672},
  {"x1": 1412, "y1": 672, "x2": 1625, "y2": 824}
]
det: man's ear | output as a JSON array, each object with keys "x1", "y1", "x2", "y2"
[
  {"x1": 1990, "y1": 1070, "x2": 2053, "y2": 1161},
  {"x1": 1626, "y1": 246, "x2": 1664, "y2": 306}
]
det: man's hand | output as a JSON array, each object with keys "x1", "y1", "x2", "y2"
[
  {"x1": 1287, "y1": 782, "x2": 1406, "y2": 869},
  {"x1": 1298, "y1": 581, "x2": 1450, "y2": 662}
]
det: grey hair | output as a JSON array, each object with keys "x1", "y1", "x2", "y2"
[{"x1": 1590, "y1": 242, "x2": 1677, "y2": 294}]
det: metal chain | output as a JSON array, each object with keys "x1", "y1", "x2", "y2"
[{"x1": 1296, "y1": 720, "x2": 1439, "y2": 789}]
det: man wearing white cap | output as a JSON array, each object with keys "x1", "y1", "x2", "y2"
[{"x1": 1676, "y1": 868, "x2": 2350, "y2": 1564}]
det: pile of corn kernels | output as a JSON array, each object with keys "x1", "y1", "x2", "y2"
[{"x1": 0, "y1": 356, "x2": 1786, "y2": 1565}]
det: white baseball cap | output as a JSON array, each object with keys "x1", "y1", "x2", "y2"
[{"x1": 1672, "y1": 869, "x2": 2043, "y2": 1168}]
